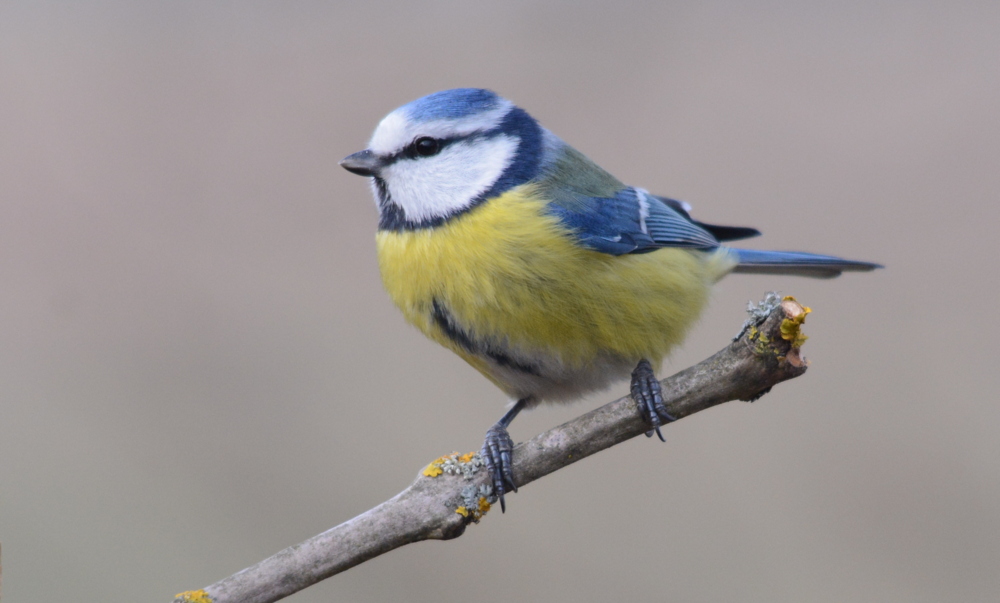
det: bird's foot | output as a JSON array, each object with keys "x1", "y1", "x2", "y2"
[
  {"x1": 481, "y1": 422, "x2": 516, "y2": 512},
  {"x1": 631, "y1": 359, "x2": 675, "y2": 441}
]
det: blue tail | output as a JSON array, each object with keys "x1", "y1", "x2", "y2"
[{"x1": 731, "y1": 249, "x2": 883, "y2": 279}]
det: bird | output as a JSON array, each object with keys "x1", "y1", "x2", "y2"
[{"x1": 340, "y1": 88, "x2": 879, "y2": 511}]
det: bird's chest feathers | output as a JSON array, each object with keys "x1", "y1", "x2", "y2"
[
  {"x1": 375, "y1": 186, "x2": 713, "y2": 367},
  {"x1": 375, "y1": 189, "x2": 587, "y2": 347}
]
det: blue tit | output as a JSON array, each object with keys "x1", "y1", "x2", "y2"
[{"x1": 341, "y1": 88, "x2": 879, "y2": 510}]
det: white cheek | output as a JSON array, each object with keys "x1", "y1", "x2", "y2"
[{"x1": 383, "y1": 136, "x2": 518, "y2": 223}]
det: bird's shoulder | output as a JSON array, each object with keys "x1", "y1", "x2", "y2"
[{"x1": 532, "y1": 144, "x2": 731, "y2": 255}]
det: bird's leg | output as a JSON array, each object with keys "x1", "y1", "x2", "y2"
[
  {"x1": 631, "y1": 359, "x2": 675, "y2": 442},
  {"x1": 481, "y1": 398, "x2": 527, "y2": 513}
]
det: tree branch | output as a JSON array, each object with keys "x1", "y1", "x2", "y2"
[{"x1": 173, "y1": 294, "x2": 811, "y2": 603}]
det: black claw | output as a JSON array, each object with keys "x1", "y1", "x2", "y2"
[
  {"x1": 481, "y1": 399, "x2": 527, "y2": 513},
  {"x1": 482, "y1": 422, "x2": 516, "y2": 513},
  {"x1": 501, "y1": 451, "x2": 516, "y2": 493},
  {"x1": 631, "y1": 359, "x2": 675, "y2": 439}
]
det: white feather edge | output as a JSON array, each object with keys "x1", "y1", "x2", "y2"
[{"x1": 635, "y1": 187, "x2": 651, "y2": 235}]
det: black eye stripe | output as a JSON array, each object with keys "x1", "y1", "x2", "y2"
[
  {"x1": 379, "y1": 131, "x2": 494, "y2": 167},
  {"x1": 403, "y1": 135, "x2": 452, "y2": 159},
  {"x1": 401, "y1": 135, "x2": 463, "y2": 161}
]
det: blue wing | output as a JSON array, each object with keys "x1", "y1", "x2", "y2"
[
  {"x1": 547, "y1": 187, "x2": 728, "y2": 255},
  {"x1": 541, "y1": 186, "x2": 879, "y2": 276}
]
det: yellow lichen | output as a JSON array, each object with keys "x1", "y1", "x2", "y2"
[
  {"x1": 424, "y1": 451, "x2": 483, "y2": 478},
  {"x1": 779, "y1": 297, "x2": 812, "y2": 348},
  {"x1": 456, "y1": 496, "x2": 492, "y2": 522},
  {"x1": 477, "y1": 497, "x2": 491, "y2": 514},
  {"x1": 174, "y1": 590, "x2": 212, "y2": 603},
  {"x1": 422, "y1": 452, "x2": 461, "y2": 477},
  {"x1": 745, "y1": 324, "x2": 772, "y2": 354}
]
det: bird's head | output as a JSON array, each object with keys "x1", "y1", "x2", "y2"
[{"x1": 340, "y1": 88, "x2": 545, "y2": 229}]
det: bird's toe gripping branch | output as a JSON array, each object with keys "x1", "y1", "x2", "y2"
[
  {"x1": 481, "y1": 423, "x2": 517, "y2": 512},
  {"x1": 631, "y1": 359, "x2": 675, "y2": 441}
]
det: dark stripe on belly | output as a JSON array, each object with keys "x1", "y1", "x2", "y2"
[{"x1": 431, "y1": 299, "x2": 541, "y2": 376}]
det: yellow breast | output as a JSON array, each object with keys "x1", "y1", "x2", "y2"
[{"x1": 375, "y1": 185, "x2": 732, "y2": 395}]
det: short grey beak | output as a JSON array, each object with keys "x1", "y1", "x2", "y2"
[{"x1": 339, "y1": 150, "x2": 384, "y2": 177}]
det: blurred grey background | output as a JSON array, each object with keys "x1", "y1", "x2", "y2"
[{"x1": 2, "y1": 1, "x2": 998, "y2": 601}]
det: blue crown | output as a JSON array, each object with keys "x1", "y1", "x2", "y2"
[{"x1": 402, "y1": 88, "x2": 502, "y2": 122}]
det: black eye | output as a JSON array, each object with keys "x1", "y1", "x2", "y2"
[{"x1": 413, "y1": 137, "x2": 441, "y2": 157}]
